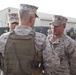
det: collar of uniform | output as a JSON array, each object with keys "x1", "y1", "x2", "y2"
[
  {"x1": 15, "y1": 25, "x2": 32, "y2": 30},
  {"x1": 51, "y1": 34, "x2": 65, "y2": 45},
  {"x1": 14, "y1": 25, "x2": 33, "y2": 36}
]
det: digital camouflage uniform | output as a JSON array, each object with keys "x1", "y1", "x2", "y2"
[
  {"x1": 48, "y1": 34, "x2": 76, "y2": 75},
  {"x1": 48, "y1": 15, "x2": 76, "y2": 75},
  {"x1": 0, "y1": 25, "x2": 60, "y2": 75}
]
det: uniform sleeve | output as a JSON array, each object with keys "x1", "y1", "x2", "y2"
[
  {"x1": 0, "y1": 33, "x2": 9, "y2": 56},
  {"x1": 67, "y1": 42, "x2": 76, "y2": 75},
  {"x1": 43, "y1": 37, "x2": 60, "y2": 72},
  {"x1": 0, "y1": 36, "x2": 5, "y2": 56}
]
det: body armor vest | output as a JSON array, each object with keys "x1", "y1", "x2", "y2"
[{"x1": 3, "y1": 31, "x2": 43, "y2": 75}]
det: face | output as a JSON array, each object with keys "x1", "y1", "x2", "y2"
[
  {"x1": 8, "y1": 22, "x2": 19, "y2": 31},
  {"x1": 51, "y1": 24, "x2": 65, "y2": 36}
]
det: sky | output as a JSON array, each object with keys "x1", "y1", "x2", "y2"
[{"x1": 0, "y1": 0, "x2": 76, "y2": 18}]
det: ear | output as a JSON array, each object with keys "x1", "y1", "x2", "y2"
[{"x1": 29, "y1": 16, "x2": 33, "y2": 23}]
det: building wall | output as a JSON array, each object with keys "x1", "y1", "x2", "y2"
[
  {"x1": 0, "y1": 7, "x2": 18, "y2": 27},
  {"x1": 0, "y1": 8, "x2": 53, "y2": 27},
  {"x1": 0, "y1": 7, "x2": 76, "y2": 34}
]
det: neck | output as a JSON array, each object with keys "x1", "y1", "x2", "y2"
[
  {"x1": 20, "y1": 20, "x2": 31, "y2": 27},
  {"x1": 53, "y1": 34, "x2": 63, "y2": 41}
]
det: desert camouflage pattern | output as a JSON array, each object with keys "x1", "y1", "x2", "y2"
[
  {"x1": 20, "y1": 4, "x2": 38, "y2": 12},
  {"x1": 0, "y1": 25, "x2": 60, "y2": 75},
  {"x1": 48, "y1": 34, "x2": 76, "y2": 75},
  {"x1": 7, "y1": 13, "x2": 19, "y2": 23},
  {"x1": 50, "y1": 15, "x2": 68, "y2": 26},
  {"x1": 20, "y1": 4, "x2": 38, "y2": 17}
]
